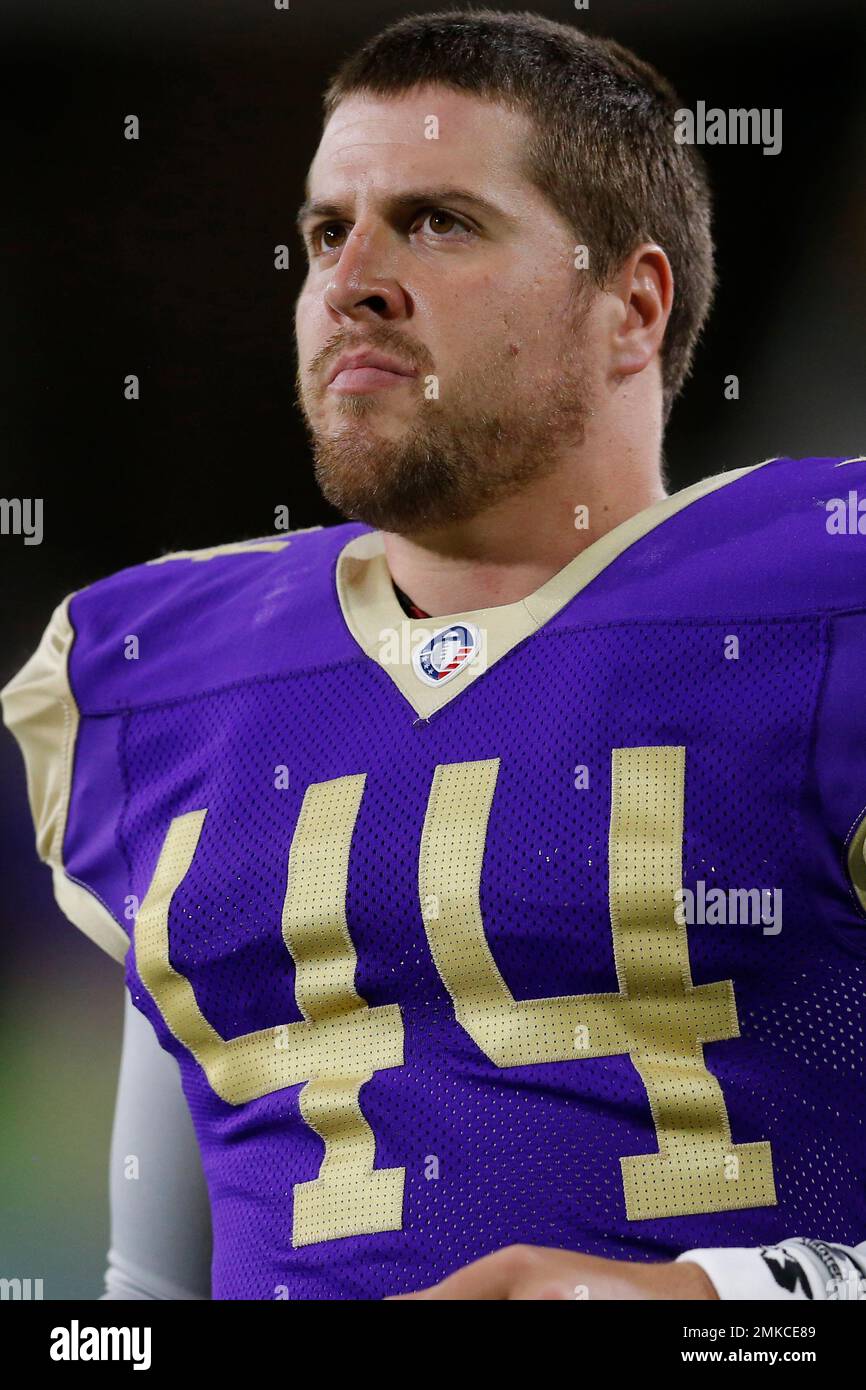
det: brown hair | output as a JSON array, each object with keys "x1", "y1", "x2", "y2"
[{"x1": 323, "y1": 8, "x2": 716, "y2": 424}]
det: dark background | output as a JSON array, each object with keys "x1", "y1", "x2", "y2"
[{"x1": 1, "y1": 0, "x2": 864, "y2": 1297}]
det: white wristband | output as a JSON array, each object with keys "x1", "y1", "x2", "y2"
[{"x1": 676, "y1": 1245, "x2": 824, "y2": 1300}]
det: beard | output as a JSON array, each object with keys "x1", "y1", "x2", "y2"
[{"x1": 296, "y1": 298, "x2": 595, "y2": 535}]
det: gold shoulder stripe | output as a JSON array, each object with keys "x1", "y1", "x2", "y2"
[
  {"x1": 847, "y1": 810, "x2": 866, "y2": 914},
  {"x1": 147, "y1": 525, "x2": 323, "y2": 565},
  {"x1": 0, "y1": 595, "x2": 129, "y2": 964}
]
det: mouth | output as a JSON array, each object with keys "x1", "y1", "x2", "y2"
[
  {"x1": 325, "y1": 350, "x2": 419, "y2": 395},
  {"x1": 327, "y1": 365, "x2": 417, "y2": 394}
]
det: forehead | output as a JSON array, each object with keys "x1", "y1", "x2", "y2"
[{"x1": 306, "y1": 84, "x2": 533, "y2": 201}]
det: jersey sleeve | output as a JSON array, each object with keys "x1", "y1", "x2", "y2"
[{"x1": 1, "y1": 593, "x2": 129, "y2": 964}]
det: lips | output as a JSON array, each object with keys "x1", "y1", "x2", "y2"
[{"x1": 326, "y1": 349, "x2": 417, "y2": 386}]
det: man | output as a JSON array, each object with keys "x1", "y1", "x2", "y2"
[{"x1": 3, "y1": 10, "x2": 865, "y2": 1301}]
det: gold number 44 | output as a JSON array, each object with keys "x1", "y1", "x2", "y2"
[{"x1": 134, "y1": 745, "x2": 776, "y2": 1247}]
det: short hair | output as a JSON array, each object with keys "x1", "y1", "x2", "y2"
[{"x1": 322, "y1": 8, "x2": 716, "y2": 425}]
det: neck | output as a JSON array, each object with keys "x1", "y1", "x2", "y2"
[{"x1": 381, "y1": 444, "x2": 667, "y2": 619}]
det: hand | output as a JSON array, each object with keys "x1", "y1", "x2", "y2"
[{"x1": 385, "y1": 1245, "x2": 720, "y2": 1300}]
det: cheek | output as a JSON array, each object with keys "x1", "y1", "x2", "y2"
[
  {"x1": 497, "y1": 299, "x2": 549, "y2": 362},
  {"x1": 294, "y1": 282, "x2": 321, "y2": 343},
  {"x1": 422, "y1": 270, "x2": 499, "y2": 321},
  {"x1": 293, "y1": 300, "x2": 306, "y2": 355},
  {"x1": 416, "y1": 282, "x2": 552, "y2": 377}
]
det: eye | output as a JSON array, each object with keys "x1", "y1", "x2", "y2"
[
  {"x1": 306, "y1": 207, "x2": 473, "y2": 257},
  {"x1": 310, "y1": 222, "x2": 347, "y2": 255},
  {"x1": 415, "y1": 208, "x2": 471, "y2": 239}
]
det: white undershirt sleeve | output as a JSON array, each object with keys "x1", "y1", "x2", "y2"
[{"x1": 98, "y1": 989, "x2": 213, "y2": 1300}]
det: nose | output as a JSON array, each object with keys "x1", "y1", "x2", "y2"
[{"x1": 323, "y1": 226, "x2": 409, "y2": 323}]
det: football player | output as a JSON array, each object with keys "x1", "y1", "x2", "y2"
[{"x1": 4, "y1": 10, "x2": 865, "y2": 1300}]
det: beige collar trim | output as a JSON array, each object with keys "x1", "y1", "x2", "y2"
[{"x1": 336, "y1": 460, "x2": 776, "y2": 720}]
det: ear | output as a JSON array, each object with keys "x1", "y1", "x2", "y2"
[{"x1": 607, "y1": 243, "x2": 674, "y2": 379}]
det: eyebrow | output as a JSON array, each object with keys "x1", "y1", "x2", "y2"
[{"x1": 295, "y1": 186, "x2": 514, "y2": 236}]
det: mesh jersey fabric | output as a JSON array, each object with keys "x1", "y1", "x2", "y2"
[
  {"x1": 4, "y1": 454, "x2": 866, "y2": 1299},
  {"x1": 100, "y1": 984, "x2": 866, "y2": 1299}
]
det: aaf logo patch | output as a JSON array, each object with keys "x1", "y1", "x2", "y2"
[{"x1": 412, "y1": 623, "x2": 481, "y2": 686}]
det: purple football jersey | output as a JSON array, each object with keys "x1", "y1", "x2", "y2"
[{"x1": 4, "y1": 455, "x2": 866, "y2": 1299}]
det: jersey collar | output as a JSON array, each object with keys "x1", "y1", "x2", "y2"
[{"x1": 335, "y1": 461, "x2": 775, "y2": 720}]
